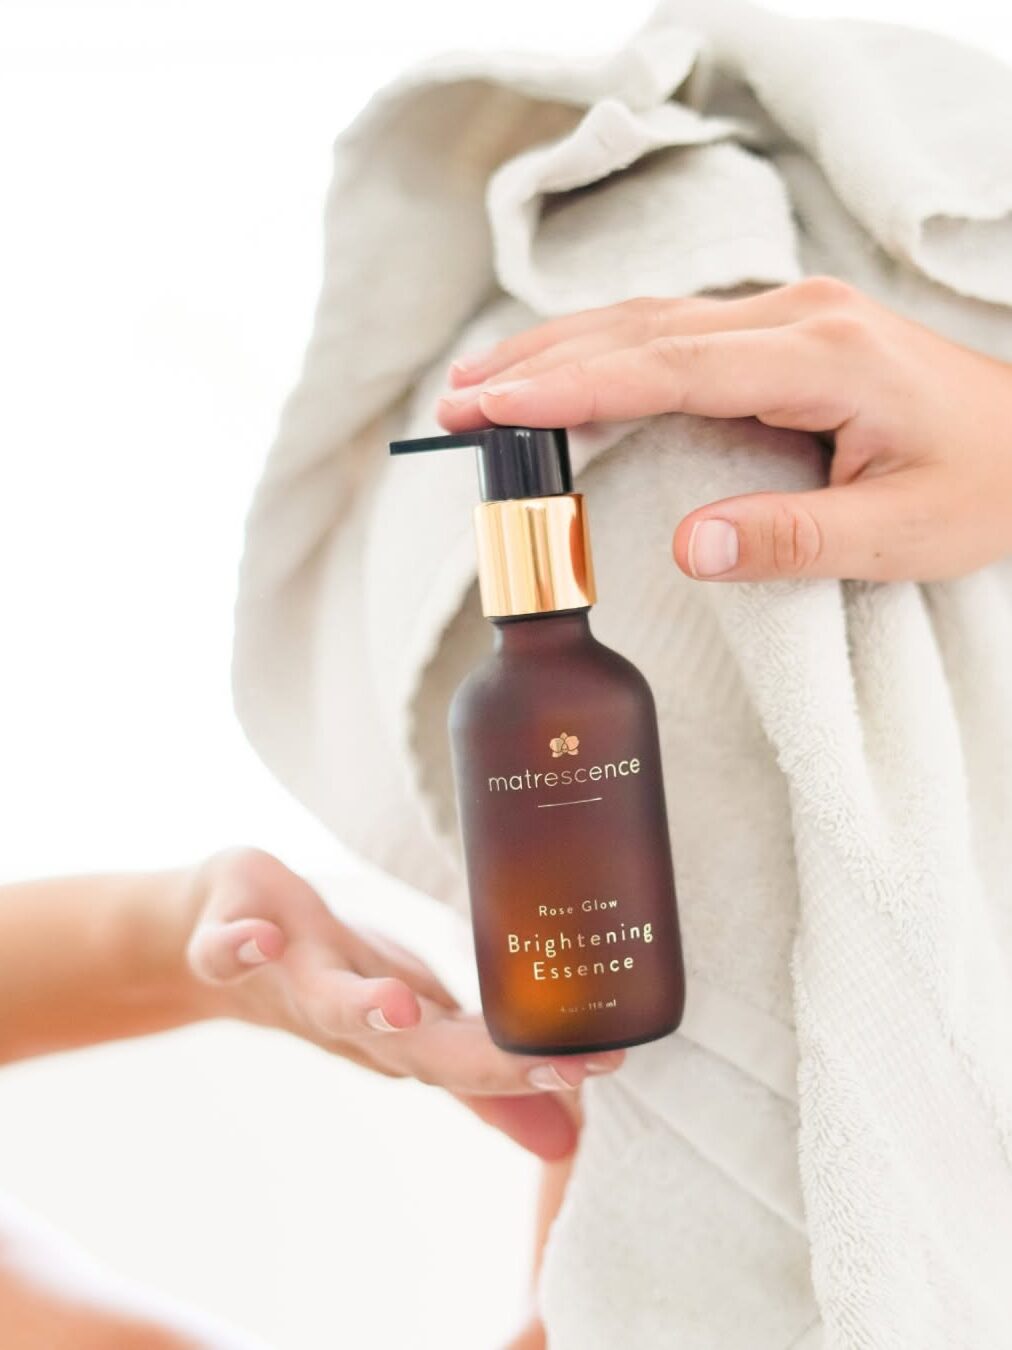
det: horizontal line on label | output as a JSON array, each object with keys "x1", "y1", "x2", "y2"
[{"x1": 537, "y1": 796, "x2": 603, "y2": 809}]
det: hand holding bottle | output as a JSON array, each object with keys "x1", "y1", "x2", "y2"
[{"x1": 437, "y1": 278, "x2": 1012, "y2": 583}]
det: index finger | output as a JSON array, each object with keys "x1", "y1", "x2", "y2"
[{"x1": 476, "y1": 324, "x2": 862, "y2": 433}]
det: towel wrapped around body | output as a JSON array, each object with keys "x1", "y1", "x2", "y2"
[{"x1": 234, "y1": 3, "x2": 1012, "y2": 1344}]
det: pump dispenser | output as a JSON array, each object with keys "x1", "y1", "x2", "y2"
[{"x1": 390, "y1": 426, "x2": 684, "y2": 1055}]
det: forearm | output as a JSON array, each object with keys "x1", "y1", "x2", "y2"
[{"x1": 0, "y1": 870, "x2": 221, "y2": 1064}]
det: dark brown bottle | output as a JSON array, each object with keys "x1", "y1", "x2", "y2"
[{"x1": 390, "y1": 427, "x2": 684, "y2": 1055}]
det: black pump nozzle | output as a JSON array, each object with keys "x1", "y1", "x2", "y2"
[{"x1": 389, "y1": 426, "x2": 572, "y2": 503}]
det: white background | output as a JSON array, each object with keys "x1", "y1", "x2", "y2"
[{"x1": 0, "y1": 2, "x2": 1009, "y2": 1347}]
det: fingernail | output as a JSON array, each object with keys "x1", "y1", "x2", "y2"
[
  {"x1": 438, "y1": 388, "x2": 479, "y2": 407},
  {"x1": 528, "y1": 1064, "x2": 572, "y2": 1092},
  {"x1": 237, "y1": 939, "x2": 270, "y2": 966},
  {"x1": 450, "y1": 347, "x2": 493, "y2": 375},
  {"x1": 688, "y1": 519, "x2": 739, "y2": 578},
  {"x1": 365, "y1": 1008, "x2": 398, "y2": 1033},
  {"x1": 481, "y1": 379, "x2": 531, "y2": 399}
]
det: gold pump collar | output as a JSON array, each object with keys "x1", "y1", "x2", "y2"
[{"x1": 474, "y1": 493, "x2": 596, "y2": 619}]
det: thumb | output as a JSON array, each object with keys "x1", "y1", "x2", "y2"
[
  {"x1": 674, "y1": 478, "x2": 934, "y2": 583},
  {"x1": 187, "y1": 917, "x2": 286, "y2": 984}
]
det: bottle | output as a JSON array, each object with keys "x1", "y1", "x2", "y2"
[{"x1": 389, "y1": 426, "x2": 684, "y2": 1055}]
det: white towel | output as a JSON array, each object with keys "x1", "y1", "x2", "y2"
[{"x1": 233, "y1": 3, "x2": 1012, "y2": 1345}]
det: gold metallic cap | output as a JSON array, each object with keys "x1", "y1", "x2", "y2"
[{"x1": 474, "y1": 493, "x2": 596, "y2": 618}]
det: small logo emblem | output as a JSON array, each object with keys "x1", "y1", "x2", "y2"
[{"x1": 549, "y1": 732, "x2": 580, "y2": 758}]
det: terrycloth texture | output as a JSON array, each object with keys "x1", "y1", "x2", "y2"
[{"x1": 233, "y1": 3, "x2": 1012, "y2": 1346}]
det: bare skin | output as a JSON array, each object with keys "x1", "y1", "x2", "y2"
[
  {"x1": 438, "y1": 278, "x2": 1012, "y2": 583},
  {"x1": 0, "y1": 850, "x2": 622, "y2": 1347}
]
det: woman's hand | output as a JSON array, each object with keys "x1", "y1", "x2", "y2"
[
  {"x1": 185, "y1": 849, "x2": 620, "y2": 1160},
  {"x1": 438, "y1": 279, "x2": 1012, "y2": 583}
]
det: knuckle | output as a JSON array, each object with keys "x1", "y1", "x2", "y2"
[
  {"x1": 211, "y1": 846, "x2": 281, "y2": 900},
  {"x1": 799, "y1": 310, "x2": 870, "y2": 350},
  {"x1": 618, "y1": 296, "x2": 672, "y2": 340},
  {"x1": 644, "y1": 333, "x2": 697, "y2": 378},
  {"x1": 187, "y1": 847, "x2": 281, "y2": 929},
  {"x1": 791, "y1": 274, "x2": 859, "y2": 310},
  {"x1": 562, "y1": 358, "x2": 599, "y2": 420},
  {"x1": 501, "y1": 343, "x2": 561, "y2": 381},
  {"x1": 766, "y1": 501, "x2": 824, "y2": 574}
]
